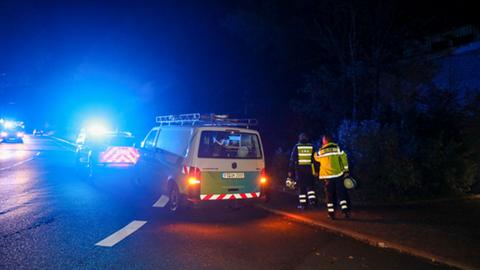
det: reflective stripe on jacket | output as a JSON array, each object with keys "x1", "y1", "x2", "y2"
[
  {"x1": 314, "y1": 142, "x2": 349, "y2": 179},
  {"x1": 289, "y1": 143, "x2": 316, "y2": 175},
  {"x1": 297, "y1": 144, "x2": 313, "y2": 165}
]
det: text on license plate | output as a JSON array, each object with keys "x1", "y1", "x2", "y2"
[{"x1": 222, "y1": 172, "x2": 245, "y2": 179}]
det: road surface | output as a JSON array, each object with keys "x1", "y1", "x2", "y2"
[{"x1": 0, "y1": 136, "x2": 451, "y2": 269}]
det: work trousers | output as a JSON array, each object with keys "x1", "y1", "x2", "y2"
[
  {"x1": 324, "y1": 176, "x2": 350, "y2": 213},
  {"x1": 296, "y1": 166, "x2": 316, "y2": 206}
]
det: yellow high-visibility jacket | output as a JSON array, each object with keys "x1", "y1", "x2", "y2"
[
  {"x1": 314, "y1": 142, "x2": 349, "y2": 179},
  {"x1": 289, "y1": 143, "x2": 316, "y2": 175}
]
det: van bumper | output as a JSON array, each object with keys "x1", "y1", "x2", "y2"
[
  {"x1": 185, "y1": 196, "x2": 267, "y2": 209},
  {"x1": 186, "y1": 192, "x2": 267, "y2": 203}
]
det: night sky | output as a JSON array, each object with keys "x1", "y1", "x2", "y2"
[{"x1": 0, "y1": 0, "x2": 478, "y2": 134}]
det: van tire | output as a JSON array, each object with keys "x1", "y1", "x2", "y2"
[
  {"x1": 75, "y1": 158, "x2": 91, "y2": 180},
  {"x1": 262, "y1": 188, "x2": 271, "y2": 203},
  {"x1": 86, "y1": 160, "x2": 97, "y2": 184},
  {"x1": 167, "y1": 183, "x2": 180, "y2": 212},
  {"x1": 130, "y1": 165, "x2": 146, "y2": 189}
]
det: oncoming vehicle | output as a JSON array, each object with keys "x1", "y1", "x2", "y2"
[
  {"x1": 0, "y1": 121, "x2": 25, "y2": 143},
  {"x1": 137, "y1": 113, "x2": 267, "y2": 212},
  {"x1": 75, "y1": 131, "x2": 139, "y2": 177}
]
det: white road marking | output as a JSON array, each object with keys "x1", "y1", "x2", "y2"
[
  {"x1": 48, "y1": 136, "x2": 76, "y2": 152},
  {"x1": 95, "y1": 220, "x2": 147, "y2": 247},
  {"x1": 152, "y1": 195, "x2": 169, "y2": 208},
  {"x1": 0, "y1": 152, "x2": 40, "y2": 171},
  {"x1": 49, "y1": 136, "x2": 77, "y2": 147}
]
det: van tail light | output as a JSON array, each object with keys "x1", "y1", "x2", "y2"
[
  {"x1": 186, "y1": 166, "x2": 201, "y2": 185},
  {"x1": 260, "y1": 168, "x2": 267, "y2": 185},
  {"x1": 99, "y1": 147, "x2": 140, "y2": 164}
]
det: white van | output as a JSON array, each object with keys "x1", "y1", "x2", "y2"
[{"x1": 137, "y1": 114, "x2": 267, "y2": 211}]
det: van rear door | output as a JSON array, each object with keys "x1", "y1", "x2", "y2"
[{"x1": 194, "y1": 129, "x2": 265, "y2": 200}]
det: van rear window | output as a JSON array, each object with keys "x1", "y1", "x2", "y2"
[
  {"x1": 198, "y1": 131, "x2": 262, "y2": 159},
  {"x1": 86, "y1": 136, "x2": 135, "y2": 147}
]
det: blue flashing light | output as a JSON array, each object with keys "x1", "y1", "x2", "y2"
[
  {"x1": 4, "y1": 121, "x2": 14, "y2": 129},
  {"x1": 84, "y1": 120, "x2": 111, "y2": 136},
  {"x1": 87, "y1": 125, "x2": 108, "y2": 136}
]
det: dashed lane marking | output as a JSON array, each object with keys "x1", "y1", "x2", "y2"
[
  {"x1": 95, "y1": 220, "x2": 147, "y2": 247},
  {"x1": 152, "y1": 195, "x2": 169, "y2": 208},
  {"x1": 0, "y1": 152, "x2": 40, "y2": 171}
]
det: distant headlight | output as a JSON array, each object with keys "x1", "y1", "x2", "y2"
[
  {"x1": 3, "y1": 121, "x2": 14, "y2": 128},
  {"x1": 0, "y1": 131, "x2": 7, "y2": 137}
]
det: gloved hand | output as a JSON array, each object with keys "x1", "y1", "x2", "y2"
[{"x1": 288, "y1": 172, "x2": 292, "y2": 178}]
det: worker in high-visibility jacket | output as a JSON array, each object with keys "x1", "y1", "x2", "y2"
[
  {"x1": 314, "y1": 134, "x2": 350, "y2": 219},
  {"x1": 288, "y1": 133, "x2": 317, "y2": 209}
]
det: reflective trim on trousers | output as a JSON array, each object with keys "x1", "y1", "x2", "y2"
[
  {"x1": 307, "y1": 191, "x2": 315, "y2": 195},
  {"x1": 308, "y1": 195, "x2": 316, "y2": 199},
  {"x1": 327, "y1": 203, "x2": 334, "y2": 207},
  {"x1": 339, "y1": 200, "x2": 347, "y2": 205},
  {"x1": 299, "y1": 194, "x2": 306, "y2": 198},
  {"x1": 328, "y1": 208, "x2": 335, "y2": 212},
  {"x1": 341, "y1": 205, "x2": 348, "y2": 209},
  {"x1": 299, "y1": 199, "x2": 307, "y2": 203}
]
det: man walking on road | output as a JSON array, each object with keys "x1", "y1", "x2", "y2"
[
  {"x1": 314, "y1": 134, "x2": 351, "y2": 219},
  {"x1": 288, "y1": 133, "x2": 317, "y2": 209}
]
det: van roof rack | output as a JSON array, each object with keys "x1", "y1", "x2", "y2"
[{"x1": 155, "y1": 113, "x2": 258, "y2": 128}]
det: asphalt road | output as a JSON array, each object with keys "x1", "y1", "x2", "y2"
[{"x1": 0, "y1": 136, "x2": 451, "y2": 269}]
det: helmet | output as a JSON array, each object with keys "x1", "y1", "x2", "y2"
[
  {"x1": 285, "y1": 177, "x2": 297, "y2": 190},
  {"x1": 343, "y1": 177, "x2": 357, "y2": 189}
]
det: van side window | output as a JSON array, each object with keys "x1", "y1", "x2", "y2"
[
  {"x1": 155, "y1": 128, "x2": 192, "y2": 156},
  {"x1": 143, "y1": 129, "x2": 158, "y2": 149}
]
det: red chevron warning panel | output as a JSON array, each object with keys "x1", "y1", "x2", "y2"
[
  {"x1": 199, "y1": 192, "x2": 261, "y2": 200},
  {"x1": 99, "y1": 147, "x2": 140, "y2": 164}
]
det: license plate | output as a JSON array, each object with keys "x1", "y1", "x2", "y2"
[{"x1": 222, "y1": 172, "x2": 245, "y2": 179}]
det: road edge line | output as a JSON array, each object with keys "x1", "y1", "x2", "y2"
[
  {"x1": 257, "y1": 204, "x2": 474, "y2": 270},
  {"x1": 274, "y1": 186, "x2": 480, "y2": 207}
]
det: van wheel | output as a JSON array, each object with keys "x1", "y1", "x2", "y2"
[
  {"x1": 262, "y1": 188, "x2": 271, "y2": 203},
  {"x1": 86, "y1": 160, "x2": 97, "y2": 183},
  {"x1": 75, "y1": 157, "x2": 82, "y2": 174},
  {"x1": 167, "y1": 183, "x2": 180, "y2": 212}
]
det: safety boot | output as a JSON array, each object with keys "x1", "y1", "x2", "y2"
[
  {"x1": 343, "y1": 210, "x2": 351, "y2": 219},
  {"x1": 327, "y1": 212, "x2": 335, "y2": 220}
]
